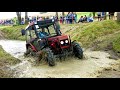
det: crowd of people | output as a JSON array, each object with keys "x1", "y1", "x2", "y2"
[
  {"x1": 0, "y1": 19, "x2": 14, "y2": 25},
  {"x1": 58, "y1": 12, "x2": 77, "y2": 24},
  {"x1": 0, "y1": 12, "x2": 116, "y2": 26},
  {"x1": 13, "y1": 13, "x2": 94, "y2": 26},
  {"x1": 97, "y1": 12, "x2": 116, "y2": 21},
  {"x1": 58, "y1": 12, "x2": 95, "y2": 24}
]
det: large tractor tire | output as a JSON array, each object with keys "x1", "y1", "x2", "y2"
[
  {"x1": 72, "y1": 42, "x2": 83, "y2": 59},
  {"x1": 45, "y1": 48, "x2": 55, "y2": 66}
]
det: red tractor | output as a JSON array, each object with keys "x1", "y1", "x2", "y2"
[{"x1": 21, "y1": 19, "x2": 83, "y2": 66}]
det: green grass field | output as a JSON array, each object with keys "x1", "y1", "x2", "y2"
[{"x1": 0, "y1": 25, "x2": 27, "y2": 40}]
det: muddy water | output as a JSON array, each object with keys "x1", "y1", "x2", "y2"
[
  {"x1": 0, "y1": 40, "x2": 26, "y2": 58},
  {"x1": 0, "y1": 40, "x2": 119, "y2": 78}
]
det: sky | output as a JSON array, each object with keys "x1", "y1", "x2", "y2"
[{"x1": 0, "y1": 12, "x2": 40, "y2": 19}]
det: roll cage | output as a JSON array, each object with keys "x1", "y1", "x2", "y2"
[{"x1": 25, "y1": 19, "x2": 61, "y2": 39}]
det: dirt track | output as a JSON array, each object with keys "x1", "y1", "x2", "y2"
[{"x1": 0, "y1": 40, "x2": 120, "y2": 78}]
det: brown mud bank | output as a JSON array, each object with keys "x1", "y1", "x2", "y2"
[{"x1": 97, "y1": 60, "x2": 120, "y2": 78}]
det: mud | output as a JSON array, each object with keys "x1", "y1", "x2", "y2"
[
  {"x1": 97, "y1": 60, "x2": 120, "y2": 78},
  {"x1": 0, "y1": 40, "x2": 120, "y2": 78}
]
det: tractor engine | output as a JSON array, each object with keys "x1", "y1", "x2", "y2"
[{"x1": 48, "y1": 35, "x2": 72, "y2": 55}]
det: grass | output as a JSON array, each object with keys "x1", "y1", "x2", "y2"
[
  {"x1": 113, "y1": 35, "x2": 120, "y2": 53},
  {"x1": 0, "y1": 25, "x2": 27, "y2": 40},
  {"x1": 65, "y1": 20, "x2": 120, "y2": 53},
  {"x1": 0, "y1": 25, "x2": 12, "y2": 29},
  {"x1": 0, "y1": 45, "x2": 20, "y2": 78},
  {"x1": 0, "y1": 46, "x2": 20, "y2": 65}
]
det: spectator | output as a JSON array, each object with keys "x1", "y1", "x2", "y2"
[
  {"x1": 62, "y1": 16, "x2": 65, "y2": 24},
  {"x1": 38, "y1": 17, "x2": 43, "y2": 21},
  {"x1": 28, "y1": 16, "x2": 32, "y2": 23},
  {"x1": 33, "y1": 16, "x2": 37, "y2": 23},
  {"x1": 102, "y1": 12, "x2": 105, "y2": 18},
  {"x1": 66, "y1": 14, "x2": 69, "y2": 24},
  {"x1": 60, "y1": 16, "x2": 62, "y2": 24},
  {"x1": 21, "y1": 18, "x2": 25, "y2": 25},
  {"x1": 71, "y1": 12, "x2": 75, "y2": 23},
  {"x1": 87, "y1": 16, "x2": 94, "y2": 22},
  {"x1": 109, "y1": 12, "x2": 115, "y2": 20},
  {"x1": 74, "y1": 12, "x2": 77, "y2": 23},
  {"x1": 64, "y1": 16, "x2": 66, "y2": 24},
  {"x1": 101, "y1": 12, "x2": 105, "y2": 20},
  {"x1": 69, "y1": 12, "x2": 73, "y2": 24},
  {"x1": 78, "y1": 16, "x2": 84, "y2": 23},
  {"x1": 97, "y1": 12, "x2": 102, "y2": 21},
  {"x1": 55, "y1": 16, "x2": 58, "y2": 22},
  {"x1": 83, "y1": 15, "x2": 87, "y2": 22}
]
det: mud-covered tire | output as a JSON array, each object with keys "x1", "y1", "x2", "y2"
[
  {"x1": 25, "y1": 46, "x2": 36, "y2": 56},
  {"x1": 72, "y1": 42, "x2": 83, "y2": 59},
  {"x1": 46, "y1": 48, "x2": 55, "y2": 66}
]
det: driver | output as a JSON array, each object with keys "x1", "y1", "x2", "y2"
[
  {"x1": 39, "y1": 28, "x2": 49, "y2": 38},
  {"x1": 38, "y1": 28, "x2": 49, "y2": 49}
]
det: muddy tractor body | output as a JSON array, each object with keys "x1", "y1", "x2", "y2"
[{"x1": 21, "y1": 19, "x2": 83, "y2": 66}]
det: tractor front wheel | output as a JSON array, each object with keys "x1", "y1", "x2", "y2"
[
  {"x1": 72, "y1": 42, "x2": 83, "y2": 59},
  {"x1": 45, "y1": 48, "x2": 55, "y2": 66}
]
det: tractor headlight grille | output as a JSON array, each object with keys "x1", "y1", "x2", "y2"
[{"x1": 60, "y1": 39, "x2": 69, "y2": 46}]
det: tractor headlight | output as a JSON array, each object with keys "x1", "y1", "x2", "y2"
[
  {"x1": 60, "y1": 41, "x2": 64, "y2": 44},
  {"x1": 65, "y1": 40, "x2": 68, "y2": 43}
]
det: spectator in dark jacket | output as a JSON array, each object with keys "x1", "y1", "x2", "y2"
[
  {"x1": 97, "y1": 12, "x2": 102, "y2": 21},
  {"x1": 109, "y1": 12, "x2": 115, "y2": 20}
]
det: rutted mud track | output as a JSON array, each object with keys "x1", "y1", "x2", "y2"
[{"x1": 0, "y1": 40, "x2": 120, "y2": 78}]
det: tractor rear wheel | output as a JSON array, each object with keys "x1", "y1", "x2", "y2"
[{"x1": 72, "y1": 42, "x2": 83, "y2": 59}]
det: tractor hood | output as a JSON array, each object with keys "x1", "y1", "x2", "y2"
[
  {"x1": 48, "y1": 35, "x2": 69, "y2": 41},
  {"x1": 57, "y1": 35, "x2": 69, "y2": 40},
  {"x1": 48, "y1": 35, "x2": 70, "y2": 49}
]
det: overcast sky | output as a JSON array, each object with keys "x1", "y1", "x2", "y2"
[{"x1": 0, "y1": 12, "x2": 40, "y2": 19}]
